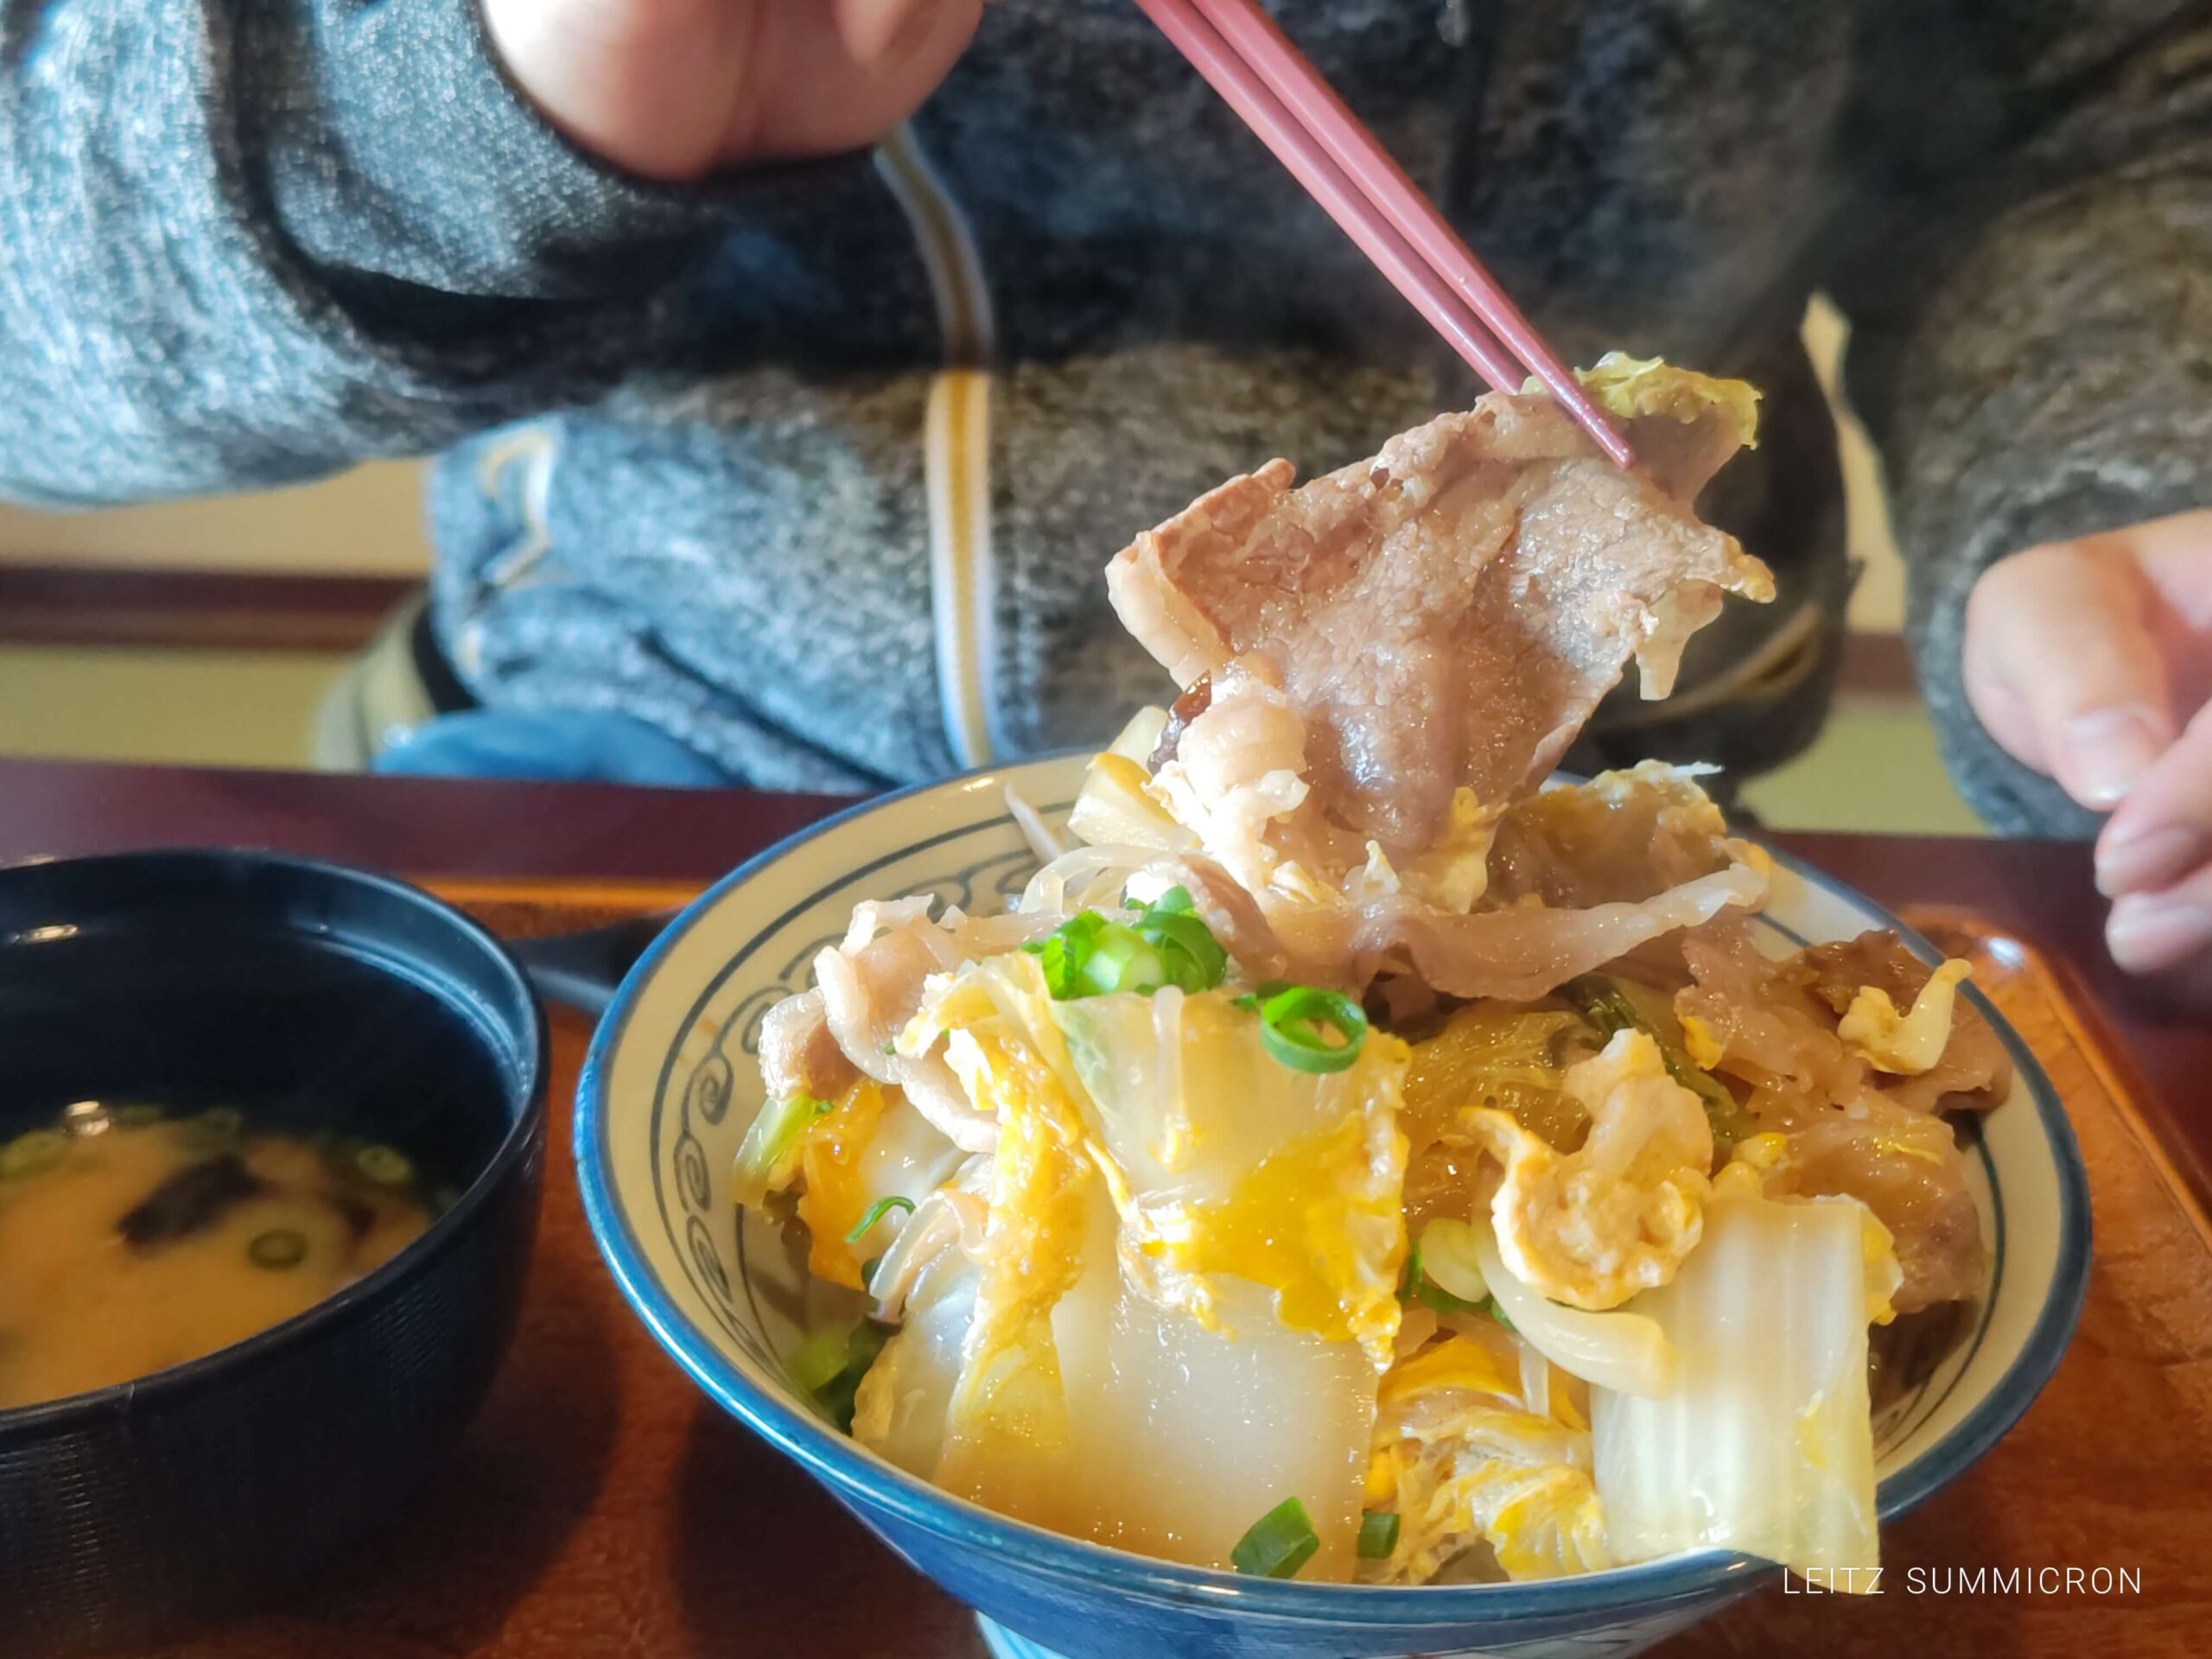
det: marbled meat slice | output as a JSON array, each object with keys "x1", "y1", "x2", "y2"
[{"x1": 1107, "y1": 375, "x2": 1773, "y2": 860}]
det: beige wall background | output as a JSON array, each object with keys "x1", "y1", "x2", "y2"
[
  {"x1": 1805, "y1": 298, "x2": 1906, "y2": 635},
  {"x1": 0, "y1": 459, "x2": 431, "y2": 576}
]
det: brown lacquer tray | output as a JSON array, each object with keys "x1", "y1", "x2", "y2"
[{"x1": 139, "y1": 885, "x2": 2209, "y2": 1659}]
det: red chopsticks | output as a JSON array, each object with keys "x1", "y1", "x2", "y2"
[{"x1": 1131, "y1": 0, "x2": 1637, "y2": 469}]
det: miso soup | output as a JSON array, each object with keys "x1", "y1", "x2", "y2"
[{"x1": 0, "y1": 1103, "x2": 445, "y2": 1409}]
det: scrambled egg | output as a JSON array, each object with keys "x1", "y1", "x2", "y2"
[
  {"x1": 1109, "y1": 1008, "x2": 1410, "y2": 1370},
  {"x1": 942, "y1": 1023, "x2": 1093, "y2": 1452},
  {"x1": 1364, "y1": 1335, "x2": 1611, "y2": 1583},
  {"x1": 1383, "y1": 1453, "x2": 1612, "y2": 1583},
  {"x1": 792, "y1": 1079, "x2": 893, "y2": 1289},
  {"x1": 912, "y1": 953, "x2": 1413, "y2": 1397},
  {"x1": 1156, "y1": 1090, "x2": 1409, "y2": 1368},
  {"x1": 1470, "y1": 1030, "x2": 1713, "y2": 1311},
  {"x1": 1379, "y1": 1329, "x2": 1522, "y2": 1410},
  {"x1": 903, "y1": 959, "x2": 1100, "y2": 1463},
  {"x1": 1678, "y1": 1013, "x2": 1726, "y2": 1071},
  {"x1": 1837, "y1": 958, "x2": 1972, "y2": 1076},
  {"x1": 1351, "y1": 786, "x2": 1497, "y2": 912}
]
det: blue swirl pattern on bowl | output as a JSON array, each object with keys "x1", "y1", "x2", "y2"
[{"x1": 577, "y1": 755, "x2": 2090, "y2": 1659}]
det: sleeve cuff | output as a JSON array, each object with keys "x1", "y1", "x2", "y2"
[
  {"x1": 1901, "y1": 423, "x2": 2211, "y2": 839},
  {"x1": 244, "y1": 0, "x2": 868, "y2": 301}
]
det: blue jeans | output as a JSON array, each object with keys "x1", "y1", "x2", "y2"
[{"x1": 373, "y1": 709, "x2": 732, "y2": 787}]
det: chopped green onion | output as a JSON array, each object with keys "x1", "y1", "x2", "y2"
[
  {"x1": 1080, "y1": 923, "x2": 1170, "y2": 996},
  {"x1": 1236, "y1": 982, "x2": 1368, "y2": 1073},
  {"x1": 1400, "y1": 1238, "x2": 1485, "y2": 1315},
  {"x1": 786, "y1": 1325, "x2": 853, "y2": 1395},
  {"x1": 1141, "y1": 912, "x2": 1217, "y2": 974},
  {"x1": 1024, "y1": 888, "x2": 1229, "y2": 1001},
  {"x1": 354, "y1": 1144, "x2": 415, "y2": 1187},
  {"x1": 734, "y1": 1092, "x2": 833, "y2": 1208},
  {"x1": 1230, "y1": 1497, "x2": 1321, "y2": 1579},
  {"x1": 0, "y1": 1128, "x2": 67, "y2": 1179},
  {"x1": 247, "y1": 1229, "x2": 308, "y2": 1270},
  {"x1": 1357, "y1": 1510, "x2": 1402, "y2": 1560},
  {"x1": 1564, "y1": 976, "x2": 1753, "y2": 1143},
  {"x1": 1400, "y1": 1224, "x2": 1511, "y2": 1323},
  {"x1": 1414, "y1": 1219, "x2": 1489, "y2": 1304},
  {"x1": 1415, "y1": 1278, "x2": 1485, "y2": 1316},
  {"x1": 845, "y1": 1194, "x2": 916, "y2": 1243},
  {"x1": 860, "y1": 1255, "x2": 883, "y2": 1290},
  {"x1": 1024, "y1": 911, "x2": 1088, "y2": 997},
  {"x1": 815, "y1": 1319, "x2": 893, "y2": 1433},
  {"x1": 1027, "y1": 911, "x2": 1113, "y2": 997},
  {"x1": 1135, "y1": 887, "x2": 1228, "y2": 989}
]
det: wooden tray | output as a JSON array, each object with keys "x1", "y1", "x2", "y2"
[{"x1": 144, "y1": 884, "x2": 2211, "y2": 1659}]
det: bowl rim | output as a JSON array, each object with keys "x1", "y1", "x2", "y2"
[
  {"x1": 576, "y1": 755, "x2": 2092, "y2": 1620},
  {"x1": 0, "y1": 846, "x2": 550, "y2": 1437}
]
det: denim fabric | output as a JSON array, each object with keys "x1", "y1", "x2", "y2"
[{"x1": 374, "y1": 709, "x2": 732, "y2": 787}]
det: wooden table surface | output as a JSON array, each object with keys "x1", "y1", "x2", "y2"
[{"x1": 1, "y1": 755, "x2": 2207, "y2": 1658}]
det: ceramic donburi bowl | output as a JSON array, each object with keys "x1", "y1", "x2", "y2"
[{"x1": 577, "y1": 754, "x2": 2090, "y2": 1659}]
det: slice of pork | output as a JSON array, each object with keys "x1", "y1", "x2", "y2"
[{"x1": 1108, "y1": 371, "x2": 1773, "y2": 864}]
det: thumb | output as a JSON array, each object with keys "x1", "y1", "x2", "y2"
[
  {"x1": 486, "y1": 0, "x2": 758, "y2": 180},
  {"x1": 1961, "y1": 537, "x2": 2177, "y2": 810},
  {"x1": 486, "y1": 0, "x2": 979, "y2": 181}
]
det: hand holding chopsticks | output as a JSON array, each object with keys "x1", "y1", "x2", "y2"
[{"x1": 1130, "y1": 0, "x2": 1636, "y2": 469}]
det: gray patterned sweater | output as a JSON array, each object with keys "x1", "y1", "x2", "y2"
[{"x1": 1, "y1": 0, "x2": 2207, "y2": 832}]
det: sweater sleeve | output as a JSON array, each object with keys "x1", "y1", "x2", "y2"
[
  {"x1": 0, "y1": 0, "x2": 847, "y2": 506},
  {"x1": 1834, "y1": 11, "x2": 2212, "y2": 837}
]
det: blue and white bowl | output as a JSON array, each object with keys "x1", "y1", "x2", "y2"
[{"x1": 576, "y1": 754, "x2": 2091, "y2": 1659}]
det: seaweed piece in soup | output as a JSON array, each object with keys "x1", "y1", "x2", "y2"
[{"x1": 118, "y1": 1154, "x2": 266, "y2": 1249}]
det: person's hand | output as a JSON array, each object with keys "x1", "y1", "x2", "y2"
[
  {"x1": 483, "y1": 0, "x2": 983, "y2": 180},
  {"x1": 1962, "y1": 510, "x2": 2212, "y2": 979}
]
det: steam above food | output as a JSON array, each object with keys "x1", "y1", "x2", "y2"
[{"x1": 734, "y1": 359, "x2": 2006, "y2": 1590}]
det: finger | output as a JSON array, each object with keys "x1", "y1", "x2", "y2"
[
  {"x1": 836, "y1": 0, "x2": 950, "y2": 64},
  {"x1": 2118, "y1": 508, "x2": 2212, "y2": 717},
  {"x1": 486, "y1": 0, "x2": 755, "y2": 180},
  {"x1": 2108, "y1": 508, "x2": 2212, "y2": 628},
  {"x1": 731, "y1": 0, "x2": 981, "y2": 160},
  {"x1": 486, "y1": 0, "x2": 982, "y2": 180},
  {"x1": 2098, "y1": 699, "x2": 2212, "y2": 897},
  {"x1": 2106, "y1": 855, "x2": 2212, "y2": 976},
  {"x1": 1961, "y1": 539, "x2": 2176, "y2": 810}
]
